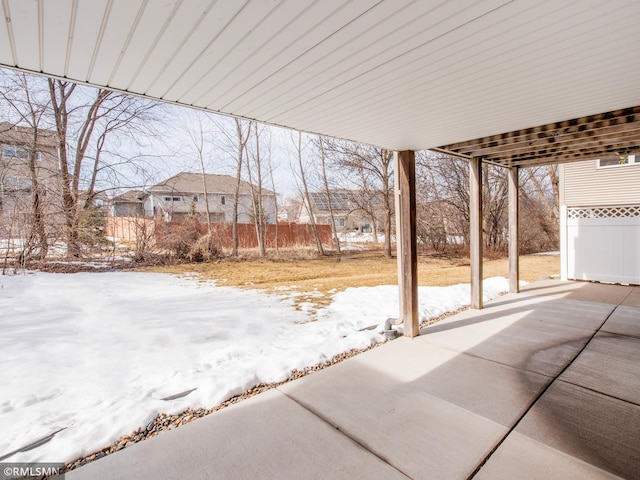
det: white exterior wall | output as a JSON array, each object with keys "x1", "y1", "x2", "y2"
[
  {"x1": 560, "y1": 159, "x2": 640, "y2": 284},
  {"x1": 560, "y1": 160, "x2": 640, "y2": 206},
  {"x1": 144, "y1": 193, "x2": 276, "y2": 223}
]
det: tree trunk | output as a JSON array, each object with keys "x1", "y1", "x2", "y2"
[
  {"x1": 381, "y1": 149, "x2": 392, "y2": 258},
  {"x1": 297, "y1": 132, "x2": 324, "y2": 255},
  {"x1": 231, "y1": 118, "x2": 248, "y2": 256},
  {"x1": 246, "y1": 123, "x2": 266, "y2": 257},
  {"x1": 48, "y1": 80, "x2": 81, "y2": 257},
  {"x1": 254, "y1": 123, "x2": 266, "y2": 256},
  {"x1": 268, "y1": 153, "x2": 279, "y2": 255},
  {"x1": 319, "y1": 137, "x2": 340, "y2": 254}
]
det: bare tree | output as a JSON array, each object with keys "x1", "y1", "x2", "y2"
[
  {"x1": 0, "y1": 72, "x2": 51, "y2": 260},
  {"x1": 48, "y1": 78, "x2": 159, "y2": 256},
  {"x1": 290, "y1": 132, "x2": 324, "y2": 255},
  {"x1": 482, "y1": 163, "x2": 508, "y2": 251},
  {"x1": 415, "y1": 151, "x2": 559, "y2": 255},
  {"x1": 231, "y1": 118, "x2": 250, "y2": 256},
  {"x1": 184, "y1": 113, "x2": 212, "y2": 234},
  {"x1": 317, "y1": 136, "x2": 341, "y2": 253},
  {"x1": 244, "y1": 122, "x2": 267, "y2": 256},
  {"x1": 267, "y1": 137, "x2": 280, "y2": 255},
  {"x1": 322, "y1": 140, "x2": 394, "y2": 257}
]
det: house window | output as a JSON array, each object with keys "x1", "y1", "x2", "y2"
[
  {"x1": 333, "y1": 217, "x2": 345, "y2": 227},
  {"x1": 192, "y1": 194, "x2": 199, "y2": 201},
  {"x1": 221, "y1": 195, "x2": 226, "y2": 205},
  {"x1": 1, "y1": 176, "x2": 32, "y2": 195},
  {"x1": 598, "y1": 154, "x2": 638, "y2": 168},
  {"x1": 163, "y1": 196, "x2": 181, "y2": 202},
  {"x1": 2, "y1": 146, "x2": 29, "y2": 160}
]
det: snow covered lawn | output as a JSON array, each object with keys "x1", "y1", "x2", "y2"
[{"x1": 0, "y1": 271, "x2": 508, "y2": 464}]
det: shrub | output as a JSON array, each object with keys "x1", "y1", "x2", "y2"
[
  {"x1": 187, "y1": 233, "x2": 219, "y2": 262},
  {"x1": 155, "y1": 220, "x2": 219, "y2": 262}
]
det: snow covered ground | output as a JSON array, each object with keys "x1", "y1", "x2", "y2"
[{"x1": 0, "y1": 271, "x2": 508, "y2": 464}]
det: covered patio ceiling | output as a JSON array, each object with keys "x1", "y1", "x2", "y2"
[
  {"x1": 434, "y1": 105, "x2": 640, "y2": 168},
  {"x1": 1, "y1": 0, "x2": 640, "y2": 154}
]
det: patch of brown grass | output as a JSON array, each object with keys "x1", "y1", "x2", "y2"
[{"x1": 143, "y1": 251, "x2": 559, "y2": 311}]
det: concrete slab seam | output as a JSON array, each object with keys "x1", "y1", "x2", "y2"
[
  {"x1": 276, "y1": 388, "x2": 413, "y2": 479},
  {"x1": 467, "y1": 305, "x2": 618, "y2": 479}
]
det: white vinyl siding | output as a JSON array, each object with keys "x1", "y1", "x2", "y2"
[{"x1": 560, "y1": 160, "x2": 640, "y2": 206}]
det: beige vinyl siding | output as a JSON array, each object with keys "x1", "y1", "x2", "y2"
[{"x1": 561, "y1": 159, "x2": 640, "y2": 206}]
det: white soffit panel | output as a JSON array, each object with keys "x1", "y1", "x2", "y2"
[
  {"x1": 4, "y1": 0, "x2": 39, "y2": 71},
  {"x1": 0, "y1": 2, "x2": 16, "y2": 66},
  {"x1": 197, "y1": 0, "x2": 382, "y2": 109},
  {"x1": 0, "y1": 0, "x2": 639, "y2": 151},
  {"x1": 65, "y1": 0, "x2": 110, "y2": 81},
  {"x1": 200, "y1": 0, "x2": 402, "y2": 110},
  {"x1": 179, "y1": 0, "x2": 325, "y2": 106},
  {"x1": 41, "y1": 0, "x2": 73, "y2": 76},
  {"x1": 144, "y1": 1, "x2": 247, "y2": 99},
  {"x1": 243, "y1": 0, "x2": 510, "y2": 120},
  {"x1": 107, "y1": 1, "x2": 175, "y2": 89},
  {"x1": 87, "y1": 0, "x2": 146, "y2": 86}
]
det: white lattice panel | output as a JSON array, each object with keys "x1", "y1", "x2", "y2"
[{"x1": 567, "y1": 205, "x2": 640, "y2": 219}]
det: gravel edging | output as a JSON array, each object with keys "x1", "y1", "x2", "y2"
[
  {"x1": 64, "y1": 342, "x2": 386, "y2": 473},
  {"x1": 64, "y1": 303, "x2": 477, "y2": 474}
]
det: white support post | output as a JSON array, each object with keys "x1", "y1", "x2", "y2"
[{"x1": 560, "y1": 205, "x2": 568, "y2": 281}]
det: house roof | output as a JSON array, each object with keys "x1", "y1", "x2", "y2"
[
  {"x1": 0, "y1": 122, "x2": 58, "y2": 149},
  {"x1": 309, "y1": 191, "x2": 354, "y2": 212},
  {"x1": 111, "y1": 189, "x2": 145, "y2": 203},
  {"x1": 148, "y1": 172, "x2": 274, "y2": 196},
  {"x1": 278, "y1": 203, "x2": 301, "y2": 221},
  {"x1": 1, "y1": 1, "x2": 639, "y2": 157}
]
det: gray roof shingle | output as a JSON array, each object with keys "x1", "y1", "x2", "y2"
[{"x1": 148, "y1": 172, "x2": 274, "y2": 196}]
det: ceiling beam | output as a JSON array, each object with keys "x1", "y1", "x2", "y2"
[{"x1": 437, "y1": 106, "x2": 640, "y2": 168}]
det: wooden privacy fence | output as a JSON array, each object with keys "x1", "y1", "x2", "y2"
[
  {"x1": 106, "y1": 217, "x2": 332, "y2": 249},
  {"x1": 207, "y1": 222, "x2": 333, "y2": 249},
  {"x1": 105, "y1": 217, "x2": 155, "y2": 245}
]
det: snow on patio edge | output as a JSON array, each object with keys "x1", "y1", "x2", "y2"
[{"x1": 0, "y1": 271, "x2": 507, "y2": 463}]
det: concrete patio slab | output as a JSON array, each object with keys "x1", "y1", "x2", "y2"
[
  {"x1": 519, "y1": 280, "x2": 636, "y2": 305},
  {"x1": 283, "y1": 336, "x2": 551, "y2": 425},
  {"x1": 403, "y1": 344, "x2": 551, "y2": 426},
  {"x1": 281, "y1": 364, "x2": 507, "y2": 480},
  {"x1": 514, "y1": 380, "x2": 640, "y2": 480},
  {"x1": 421, "y1": 309, "x2": 598, "y2": 377},
  {"x1": 621, "y1": 286, "x2": 640, "y2": 307},
  {"x1": 474, "y1": 431, "x2": 625, "y2": 480},
  {"x1": 601, "y1": 305, "x2": 640, "y2": 338},
  {"x1": 61, "y1": 280, "x2": 640, "y2": 479},
  {"x1": 560, "y1": 332, "x2": 640, "y2": 404},
  {"x1": 66, "y1": 389, "x2": 409, "y2": 480},
  {"x1": 514, "y1": 297, "x2": 614, "y2": 330}
]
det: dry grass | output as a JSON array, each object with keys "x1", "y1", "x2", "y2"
[{"x1": 144, "y1": 250, "x2": 559, "y2": 311}]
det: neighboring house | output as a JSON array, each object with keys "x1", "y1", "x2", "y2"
[
  {"x1": 91, "y1": 191, "x2": 109, "y2": 209},
  {"x1": 110, "y1": 190, "x2": 145, "y2": 217},
  {"x1": 144, "y1": 172, "x2": 277, "y2": 224},
  {"x1": 559, "y1": 154, "x2": 640, "y2": 284},
  {"x1": 277, "y1": 202, "x2": 301, "y2": 223},
  {"x1": 0, "y1": 122, "x2": 61, "y2": 234},
  {"x1": 298, "y1": 190, "x2": 378, "y2": 232}
]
